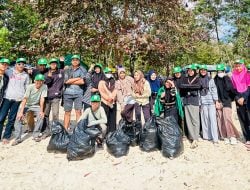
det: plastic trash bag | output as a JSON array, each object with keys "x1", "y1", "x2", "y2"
[
  {"x1": 156, "y1": 116, "x2": 183, "y2": 158},
  {"x1": 122, "y1": 120, "x2": 141, "y2": 146},
  {"x1": 67, "y1": 119, "x2": 101, "y2": 161},
  {"x1": 47, "y1": 121, "x2": 70, "y2": 153},
  {"x1": 106, "y1": 120, "x2": 130, "y2": 157},
  {"x1": 139, "y1": 116, "x2": 159, "y2": 152}
]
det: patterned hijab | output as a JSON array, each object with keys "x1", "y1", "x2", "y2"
[{"x1": 134, "y1": 70, "x2": 146, "y2": 95}]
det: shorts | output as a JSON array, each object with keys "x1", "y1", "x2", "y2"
[{"x1": 63, "y1": 95, "x2": 83, "y2": 111}]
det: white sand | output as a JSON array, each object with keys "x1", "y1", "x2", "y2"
[{"x1": 0, "y1": 104, "x2": 250, "y2": 190}]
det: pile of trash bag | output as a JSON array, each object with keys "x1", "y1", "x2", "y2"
[
  {"x1": 47, "y1": 121, "x2": 70, "y2": 153},
  {"x1": 67, "y1": 119, "x2": 101, "y2": 161},
  {"x1": 122, "y1": 120, "x2": 141, "y2": 146},
  {"x1": 139, "y1": 116, "x2": 159, "y2": 152},
  {"x1": 156, "y1": 116, "x2": 183, "y2": 158},
  {"x1": 106, "y1": 120, "x2": 130, "y2": 157}
]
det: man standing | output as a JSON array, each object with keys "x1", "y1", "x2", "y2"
[
  {"x1": 63, "y1": 55, "x2": 87, "y2": 130},
  {"x1": 28, "y1": 58, "x2": 48, "y2": 82},
  {"x1": 42, "y1": 58, "x2": 64, "y2": 138},
  {"x1": 12, "y1": 74, "x2": 47, "y2": 145},
  {"x1": 0, "y1": 58, "x2": 29, "y2": 144}
]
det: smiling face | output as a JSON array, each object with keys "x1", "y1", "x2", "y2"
[
  {"x1": 234, "y1": 63, "x2": 243, "y2": 73},
  {"x1": 0, "y1": 62, "x2": 8, "y2": 73},
  {"x1": 199, "y1": 69, "x2": 207, "y2": 76},
  {"x1": 119, "y1": 71, "x2": 126, "y2": 79},
  {"x1": 187, "y1": 69, "x2": 195, "y2": 76},
  {"x1": 91, "y1": 101, "x2": 100, "y2": 111},
  {"x1": 150, "y1": 73, "x2": 157, "y2": 81},
  {"x1": 174, "y1": 72, "x2": 181, "y2": 78},
  {"x1": 134, "y1": 71, "x2": 141, "y2": 81},
  {"x1": 16, "y1": 62, "x2": 25, "y2": 72}
]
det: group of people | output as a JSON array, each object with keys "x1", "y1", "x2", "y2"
[{"x1": 0, "y1": 55, "x2": 249, "y2": 151}]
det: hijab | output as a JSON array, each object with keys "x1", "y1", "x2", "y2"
[
  {"x1": 147, "y1": 70, "x2": 161, "y2": 93},
  {"x1": 231, "y1": 64, "x2": 249, "y2": 93},
  {"x1": 134, "y1": 70, "x2": 146, "y2": 95}
]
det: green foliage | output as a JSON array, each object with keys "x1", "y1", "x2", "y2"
[{"x1": 0, "y1": 27, "x2": 11, "y2": 57}]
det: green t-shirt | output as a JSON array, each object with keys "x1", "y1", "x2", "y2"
[{"x1": 24, "y1": 84, "x2": 47, "y2": 107}]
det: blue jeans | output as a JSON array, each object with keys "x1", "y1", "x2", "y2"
[{"x1": 0, "y1": 98, "x2": 21, "y2": 140}]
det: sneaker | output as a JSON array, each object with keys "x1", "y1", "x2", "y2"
[
  {"x1": 190, "y1": 140, "x2": 198, "y2": 149},
  {"x1": 230, "y1": 137, "x2": 237, "y2": 145},
  {"x1": 33, "y1": 137, "x2": 41, "y2": 142},
  {"x1": 224, "y1": 138, "x2": 230, "y2": 145}
]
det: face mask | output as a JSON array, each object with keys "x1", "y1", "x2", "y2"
[
  {"x1": 218, "y1": 73, "x2": 225, "y2": 78},
  {"x1": 105, "y1": 73, "x2": 113, "y2": 79}
]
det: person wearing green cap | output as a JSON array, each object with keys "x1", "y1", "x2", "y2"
[
  {"x1": 12, "y1": 74, "x2": 48, "y2": 145},
  {"x1": 88, "y1": 63, "x2": 105, "y2": 94},
  {"x1": 63, "y1": 54, "x2": 87, "y2": 130},
  {"x1": 78, "y1": 94, "x2": 107, "y2": 148},
  {"x1": 98, "y1": 67, "x2": 117, "y2": 133},
  {"x1": 41, "y1": 58, "x2": 65, "y2": 139},
  {"x1": 214, "y1": 63, "x2": 239, "y2": 145},
  {"x1": 27, "y1": 58, "x2": 49, "y2": 82},
  {"x1": 179, "y1": 64, "x2": 201, "y2": 148},
  {"x1": 247, "y1": 64, "x2": 250, "y2": 72},
  {"x1": 0, "y1": 58, "x2": 10, "y2": 109},
  {"x1": 231, "y1": 59, "x2": 250, "y2": 147},
  {"x1": 199, "y1": 64, "x2": 219, "y2": 144},
  {"x1": 0, "y1": 57, "x2": 29, "y2": 144}
]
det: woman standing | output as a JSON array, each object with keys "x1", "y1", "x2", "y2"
[
  {"x1": 147, "y1": 70, "x2": 161, "y2": 111},
  {"x1": 231, "y1": 59, "x2": 250, "y2": 146},
  {"x1": 199, "y1": 65, "x2": 219, "y2": 143},
  {"x1": 90, "y1": 63, "x2": 105, "y2": 94},
  {"x1": 115, "y1": 67, "x2": 135, "y2": 123},
  {"x1": 132, "y1": 70, "x2": 151, "y2": 123},
  {"x1": 214, "y1": 63, "x2": 239, "y2": 145},
  {"x1": 98, "y1": 67, "x2": 117, "y2": 133},
  {"x1": 180, "y1": 64, "x2": 201, "y2": 148}
]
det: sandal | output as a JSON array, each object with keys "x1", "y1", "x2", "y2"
[
  {"x1": 2, "y1": 139, "x2": 9, "y2": 145},
  {"x1": 11, "y1": 140, "x2": 21, "y2": 146}
]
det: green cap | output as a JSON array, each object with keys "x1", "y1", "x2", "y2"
[
  {"x1": 94, "y1": 63, "x2": 103, "y2": 69},
  {"x1": 38, "y1": 58, "x2": 48, "y2": 65},
  {"x1": 71, "y1": 54, "x2": 80, "y2": 60},
  {"x1": 234, "y1": 59, "x2": 244, "y2": 64},
  {"x1": 194, "y1": 63, "x2": 200, "y2": 69},
  {"x1": 49, "y1": 58, "x2": 59, "y2": 64},
  {"x1": 216, "y1": 63, "x2": 225, "y2": 71},
  {"x1": 34, "y1": 74, "x2": 45, "y2": 81},
  {"x1": 187, "y1": 64, "x2": 197, "y2": 70},
  {"x1": 91, "y1": 94, "x2": 101, "y2": 102},
  {"x1": 0, "y1": 58, "x2": 10, "y2": 64},
  {"x1": 16, "y1": 58, "x2": 27, "y2": 63},
  {"x1": 247, "y1": 64, "x2": 250, "y2": 70},
  {"x1": 103, "y1": 67, "x2": 112, "y2": 73},
  {"x1": 173, "y1": 66, "x2": 182, "y2": 74},
  {"x1": 199, "y1": 64, "x2": 207, "y2": 70}
]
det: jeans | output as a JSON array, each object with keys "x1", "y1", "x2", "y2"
[
  {"x1": 43, "y1": 98, "x2": 60, "y2": 135},
  {"x1": 14, "y1": 106, "x2": 44, "y2": 142},
  {"x1": 0, "y1": 98, "x2": 21, "y2": 140}
]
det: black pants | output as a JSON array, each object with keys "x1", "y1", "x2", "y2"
[
  {"x1": 236, "y1": 103, "x2": 250, "y2": 141},
  {"x1": 101, "y1": 102, "x2": 117, "y2": 134},
  {"x1": 121, "y1": 104, "x2": 134, "y2": 123}
]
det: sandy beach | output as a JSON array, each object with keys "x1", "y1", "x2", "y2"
[{"x1": 0, "y1": 104, "x2": 250, "y2": 190}]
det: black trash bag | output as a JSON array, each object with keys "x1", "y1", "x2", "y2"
[
  {"x1": 67, "y1": 119, "x2": 101, "y2": 161},
  {"x1": 156, "y1": 116, "x2": 183, "y2": 158},
  {"x1": 106, "y1": 120, "x2": 130, "y2": 157},
  {"x1": 47, "y1": 121, "x2": 70, "y2": 153},
  {"x1": 139, "y1": 116, "x2": 159, "y2": 152},
  {"x1": 122, "y1": 120, "x2": 142, "y2": 146}
]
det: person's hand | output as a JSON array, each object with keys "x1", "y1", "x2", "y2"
[
  {"x1": 167, "y1": 80, "x2": 175, "y2": 87},
  {"x1": 59, "y1": 56, "x2": 65, "y2": 62},
  {"x1": 64, "y1": 65, "x2": 69, "y2": 70},
  {"x1": 39, "y1": 111, "x2": 45, "y2": 118},
  {"x1": 48, "y1": 70, "x2": 52, "y2": 77},
  {"x1": 215, "y1": 101, "x2": 222, "y2": 109},
  {"x1": 160, "y1": 92, "x2": 166, "y2": 98},
  {"x1": 237, "y1": 97, "x2": 244, "y2": 106},
  {"x1": 17, "y1": 112, "x2": 24, "y2": 120}
]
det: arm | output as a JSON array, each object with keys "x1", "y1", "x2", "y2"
[
  {"x1": 210, "y1": 79, "x2": 218, "y2": 101},
  {"x1": 134, "y1": 81, "x2": 151, "y2": 98},
  {"x1": 39, "y1": 97, "x2": 45, "y2": 118},
  {"x1": 70, "y1": 78, "x2": 84, "y2": 85},
  {"x1": 16, "y1": 98, "x2": 27, "y2": 120},
  {"x1": 98, "y1": 81, "x2": 112, "y2": 102}
]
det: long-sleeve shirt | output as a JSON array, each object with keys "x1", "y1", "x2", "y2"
[
  {"x1": 200, "y1": 78, "x2": 218, "y2": 105},
  {"x1": 98, "y1": 80, "x2": 117, "y2": 107},
  {"x1": 132, "y1": 80, "x2": 151, "y2": 106},
  {"x1": 78, "y1": 106, "x2": 107, "y2": 127}
]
